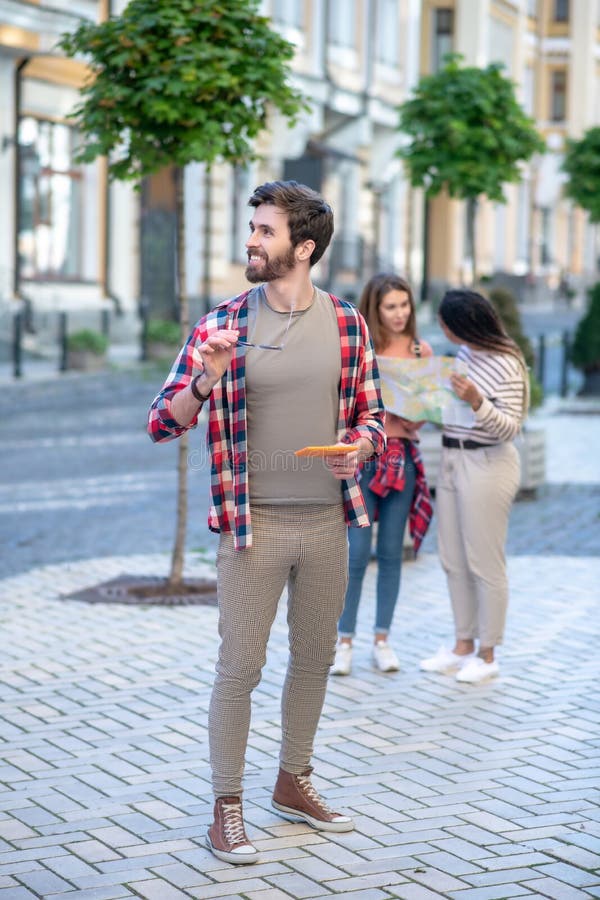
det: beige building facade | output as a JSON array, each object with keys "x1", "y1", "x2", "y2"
[
  {"x1": 0, "y1": 0, "x2": 598, "y2": 339},
  {"x1": 191, "y1": 0, "x2": 600, "y2": 309},
  {"x1": 0, "y1": 0, "x2": 138, "y2": 335},
  {"x1": 185, "y1": 0, "x2": 426, "y2": 311},
  {"x1": 421, "y1": 0, "x2": 600, "y2": 297}
]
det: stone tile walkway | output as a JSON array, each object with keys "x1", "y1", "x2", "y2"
[
  {"x1": 0, "y1": 545, "x2": 598, "y2": 898},
  {"x1": 2, "y1": 370, "x2": 599, "y2": 898}
]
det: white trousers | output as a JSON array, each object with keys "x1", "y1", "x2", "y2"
[{"x1": 436, "y1": 442, "x2": 520, "y2": 647}]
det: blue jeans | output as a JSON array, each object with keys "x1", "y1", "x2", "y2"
[{"x1": 338, "y1": 449, "x2": 416, "y2": 638}]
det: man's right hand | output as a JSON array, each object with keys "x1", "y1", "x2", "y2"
[
  {"x1": 171, "y1": 327, "x2": 239, "y2": 427},
  {"x1": 192, "y1": 328, "x2": 240, "y2": 388}
]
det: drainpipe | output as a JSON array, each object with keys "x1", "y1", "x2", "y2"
[
  {"x1": 421, "y1": 197, "x2": 430, "y2": 303},
  {"x1": 13, "y1": 57, "x2": 29, "y2": 298},
  {"x1": 202, "y1": 166, "x2": 212, "y2": 314},
  {"x1": 103, "y1": 0, "x2": 122, "y2": 314},
  {"x1": 363, "y1": 0, "x2": 376, "y2": 277}
]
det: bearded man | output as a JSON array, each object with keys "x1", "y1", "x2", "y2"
[{"x1": 148, "y1": 180, "x2": 385, "y2": 865}]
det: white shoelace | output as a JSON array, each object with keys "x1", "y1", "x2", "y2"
[
  {"x1": 297, "y1": 774, "x2": 336, "y2": 816},
  {"x1": 221, "y1": 801, "x2": 249, "y2": 846}
]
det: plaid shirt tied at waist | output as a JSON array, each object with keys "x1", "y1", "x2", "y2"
[{"x1": 365, "y1": 437, "x2": 433, "y2": 554}]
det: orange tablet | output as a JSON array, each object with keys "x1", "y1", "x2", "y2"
[{"x1": 295, "y1": 444, "x2": 358, "y2": 458}]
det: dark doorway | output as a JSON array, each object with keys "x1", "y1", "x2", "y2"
[{"x1": 140, "y1": 167, "x2": 177, "y2": 320}]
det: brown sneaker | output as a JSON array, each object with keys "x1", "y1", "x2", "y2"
[
  {"x1": 205, "y1": 796, "x2": 260, "y2": 865},
  {"x1": 272, "y1": 767, "x2": 354, "y2": 833}
]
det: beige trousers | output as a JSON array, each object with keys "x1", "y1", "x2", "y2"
[
  {"x1": 209, "y1": 503, "x2": 348, "y2": 798},
  {"x1": 436, "y1": 442, "x2": 520, "y2": 648}
]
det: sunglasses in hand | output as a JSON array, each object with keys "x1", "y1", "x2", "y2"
[{"x1": 226, "y1": 304, "x2": 294, "y2": 352}]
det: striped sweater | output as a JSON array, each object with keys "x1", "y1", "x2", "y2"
[{"x1": 444, "y1": 345, "x2": 527, "y2": 445}]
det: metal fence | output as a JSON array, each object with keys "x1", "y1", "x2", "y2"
[
  {"x1": 2, "y1": 296, "x2": 584, "y2": 397},
  {"x1": 3, "y1": 303, "x2": 125, "y2": 378}
]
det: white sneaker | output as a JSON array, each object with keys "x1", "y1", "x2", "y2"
[
  {"x1": 372, "y1": 641, "x2": 400, "y2": 672},
  {"x1": 419, "y1": 646, "x2": 475, "y2": 674},
  {"x1": 331, "y1": 643, "x2": 352, "y2": 676},
  {"x1": 456, "y1": 657, "x2": 499, "y2": 684}
]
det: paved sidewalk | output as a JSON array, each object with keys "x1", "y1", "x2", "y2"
[
  {"x1": 2, "y1": 378, "x2": 599, "y2": 897},
  {"x1": 1, "y1": 550, "x2": 599, "y2": 899}
]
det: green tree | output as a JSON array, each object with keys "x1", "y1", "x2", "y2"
[
  {"x1": 570, "y1": 283, "x2": 600, "y2": 394},
  {"x1": 60, "y1": 0, "x2": 306, "y2": 588},
  {"x1": 488, "y1": 286, "x2": 543, "y2": 409},
  {"x1": 397, "y1": 54, "x2": 545, "y2": 283},
  {"x1": 562, "y1": 126, "x2": 600, "y2": 223}
]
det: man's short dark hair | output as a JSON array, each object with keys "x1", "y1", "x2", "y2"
[{"x1": 248, "y1": 180, "x2": 334, "y2": 267}]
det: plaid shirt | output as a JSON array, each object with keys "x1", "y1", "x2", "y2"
[
  {"x1": 148, "y1": 289, "x2": 386, "y2": 549},
  {"x1": 366, "y1": 438, "x2": 433, "y2": 554}
]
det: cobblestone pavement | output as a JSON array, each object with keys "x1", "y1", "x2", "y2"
[{"x1": 1, "y1": 366, "x2": 599, "y2": 898}]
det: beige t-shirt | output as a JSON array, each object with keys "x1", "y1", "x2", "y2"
[{"x1": 245, "y1": 286, "x2": 342, "y2": 503}]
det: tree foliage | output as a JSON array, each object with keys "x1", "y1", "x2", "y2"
[
  {"x1": 59, "y1": 0, "x2": 306, "y2": 180},
  {"x1": 571, "y1": 283, "x2": 600, "y2": 373},
  {"x1": 562, "y1": 127, "x2": 600, "y2": 223},
  {"x1": 59, "y1": 0, "x2": 306, "y2": 589},
  {"x1": 488, "y1": 287, "x2": 534, "y2": 367},
  {"x1": 397, "y1": 54, "x2": 545, "y2": 202},
  {"x1": 488, "y1": 286, "x2": 543, "y2": 409}
]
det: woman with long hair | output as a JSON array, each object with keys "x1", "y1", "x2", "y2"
[
  {"x1": 420, "y1": 288, "x2": 529, "y2": 684},
  {"x1": 332, "y1": 274, "x2": 433, "y2": 676}
]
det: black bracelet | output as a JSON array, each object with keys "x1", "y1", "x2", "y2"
[{"x1": 190, "y1": 374, "x2": 212, "y2": 404}]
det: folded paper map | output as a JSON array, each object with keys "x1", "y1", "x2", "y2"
[
  {"x1": 295, "y1": 444, "x2": 358, "y2": 458},
  {"x1": 377, "y1": 355, "x2": 475, "y2": 426}
]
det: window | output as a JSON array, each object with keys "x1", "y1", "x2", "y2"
[
  {"x1": 488, "y1": 18, "x2": 513, "y2": 71},
  {"x1": 376, "y1": 0, "x2": 399, "y2": 66},
  {"x1": 18, "y1": 116, "x2": 90, "y2": 281},
  {"x1": 553, "y1": 0, "x2": 569, "y2": 22},
  {"x1": 527, "y1": 0, "x2": 537, "y2": 15},
  {"x1": 272, "y1": 0, "x2": 302, "y2": 28},
  {"x1": 328, "y1": 0, "x2": 356, "y2": 47},
  {"x1": 494, "y1": 203, "x2": 507, "y2": 271},
  {"x1": 540, "y1": 207, "x2": 553, "y2": 265},
  {"x1": 550, "y1": 70, "x2": 567, "y2": 121},
  {"x1": 432, "y1": 8, "x2": 453, "y2": 73},
  {"x1": 523, "y1": 65, "x2": 534, "y2": 116},
  {"x1": 516, "y1": 180, "x2": 531, "y2": 270}
]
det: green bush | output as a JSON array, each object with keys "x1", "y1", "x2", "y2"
[
  {"x1": 488, "y1": 287, "x2": 534, "y2": 367},
  {"x1": 571, "y1": 283, "x2": 600, "y2": 373},
  {"x1": 67, "y1": 329, "x2": 108, "y2": 355},
  {"x1": 146, "y1": 318, "x2": 181, "y2": 346},
  {"x1": 528, "y1": 373, "x2": 544, "y2": 410},
  {"x1": 488, "y1": 286, "x2": 543, "y2": 409}
]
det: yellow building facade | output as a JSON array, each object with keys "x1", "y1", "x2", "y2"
[
  {"x1": 0, "y1": 0, "x2": 597, "y2": 331},
  {"x1": 166, "y1": 0, "x2": 600, "y2": 311},
  {"x1": 420, "y1": 0, "x2": 599, "y2": 298},
  {"x1": 0, "y1": 0, "x2": 139, "y2": 331}
]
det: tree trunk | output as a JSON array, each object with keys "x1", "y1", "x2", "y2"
[
  {"x1": 168, "y1": 166, "x2": 189, "y2": 589},
  {"x1": 466, "y1": 197, "x2": 478, "y2": 285}
]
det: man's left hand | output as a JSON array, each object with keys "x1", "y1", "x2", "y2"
[{"x1": 324, "y1": 438, "x2": 373, "y2": 480}]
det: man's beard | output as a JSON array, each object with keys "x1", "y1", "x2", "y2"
[{"x1": 245, "y1": 245, "x2": 296, "y2": 283}]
